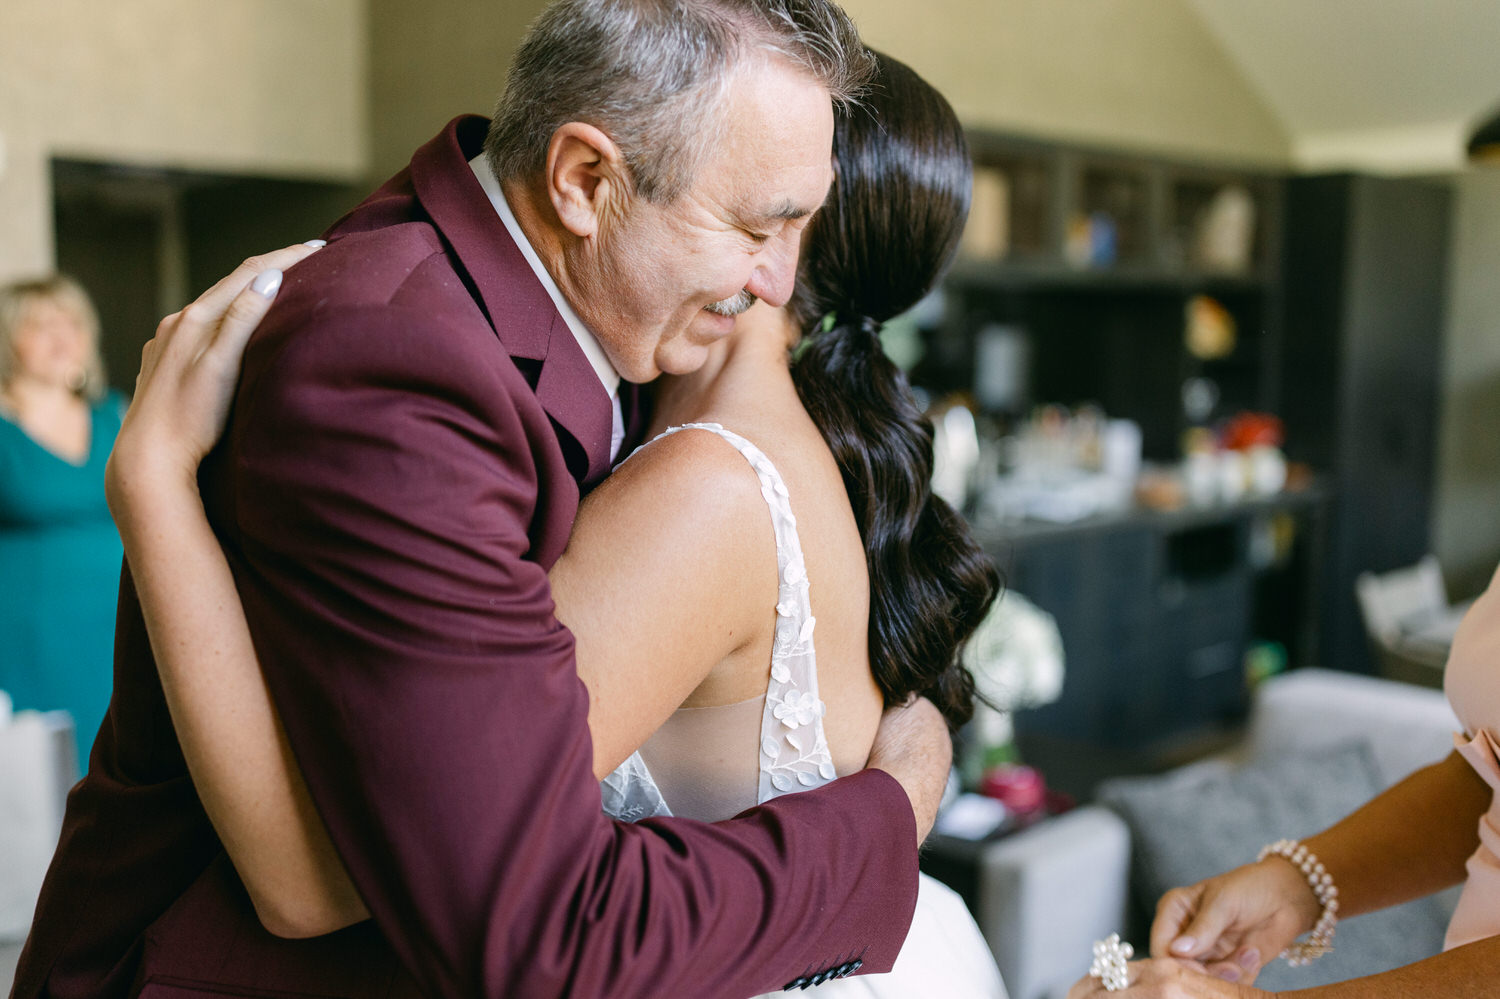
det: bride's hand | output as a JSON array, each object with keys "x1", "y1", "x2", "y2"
[{"x1": 106, "y1": 243, "x2": 322, "y2": 516}]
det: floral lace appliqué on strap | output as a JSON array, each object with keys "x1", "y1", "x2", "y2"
[{"x1": 652, "y1": 424, "x2": 836, "y2": 804}]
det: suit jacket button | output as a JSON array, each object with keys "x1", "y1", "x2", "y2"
[
  {"x1": 812, "y1": 969, "x2": 835, "y2": 985},
  {"x1": 784, "y1": 977, "x2": 809, "y2": 991}
]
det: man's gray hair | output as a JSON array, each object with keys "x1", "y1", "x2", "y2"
[{"x1": 485, "y1": 0, "x2": 873, "y2": 203}]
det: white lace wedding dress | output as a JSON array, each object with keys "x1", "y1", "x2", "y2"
[{"x1": 602, "y1": 424, "x2": 1007, "y2": 999}]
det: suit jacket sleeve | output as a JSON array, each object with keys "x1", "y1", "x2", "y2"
[{"x1": 218, "y1": 298, "x2": 919, "y2": 999}]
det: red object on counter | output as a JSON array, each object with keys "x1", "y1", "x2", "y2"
[
  {"x1": 979, "y1": 763, "x2": 1048, "y2": 815},
  {"x1": 1220, "y1": 411, "x2": 1285, "y2": 450}
]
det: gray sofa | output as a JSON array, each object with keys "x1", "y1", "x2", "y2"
[{"x1": 968, "y1": 668, "x2": 1462, "y2": 999}]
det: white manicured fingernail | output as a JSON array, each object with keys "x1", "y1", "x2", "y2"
[
  {"x1": 303, "y1": 239, "x2": 327, "y2": 248},
  {"x1": 1170, "y1": 937, "x2": 1195, "y2": 955},
  {"x1": 251, "y1": 268, "x2": 284, "y2": 298}
]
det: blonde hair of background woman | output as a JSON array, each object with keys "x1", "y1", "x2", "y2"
[{"x1": 0, "y1": 274, "x2": 108, "y2": 402}]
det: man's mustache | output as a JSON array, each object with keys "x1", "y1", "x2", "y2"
[{"x1": 704, "y1": 290, "x2": 758, "y2": 317}]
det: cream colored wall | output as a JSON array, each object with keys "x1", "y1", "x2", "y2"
[
  {"x1": 368, "y1": 0, "x2": 548, "y2": 179},
  {"x1": 1433, "y1": 169, "x2": 1500, "y2": 598},
  {"x1": 0, "y1": 0, "x2": 368, "y2": 280},
  {"x1": 841, "y1": 0, "x2": 1291, "y2": 166}
]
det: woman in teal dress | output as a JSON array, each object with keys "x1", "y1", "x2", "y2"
[{"x1": 0, "y1": 275, "x2": 125, "y2": 770}]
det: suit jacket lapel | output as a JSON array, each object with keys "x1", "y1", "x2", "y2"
[{"x1": 408, "y1": 116, "x2": 615, "y2": 486}]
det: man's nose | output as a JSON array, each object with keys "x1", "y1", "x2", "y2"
[{"x1": 744, "y1": 235, "x2": 800, "y2": 309}]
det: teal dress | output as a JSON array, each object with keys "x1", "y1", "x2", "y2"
[{"x1": 0, "y1": 392, "x2": 125, "y2": 770}]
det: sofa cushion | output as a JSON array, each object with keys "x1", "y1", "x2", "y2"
[
  {"x1": 1243, "y1": 668, "x2": 1459, "y2": 787},
  {"x1": 1097, "y1": 740, "x2": 1455, "y2": 990}
]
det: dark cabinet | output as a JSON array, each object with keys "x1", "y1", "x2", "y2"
[
  {"x1": 998, "y1": 527, "x2": 1155, "y2": 742},
  {"x1": 993, "y1": 509, "x2": 1273, "y2": 749},
  {"x1": 1279, "y1": 175, "x2": 1451, "y2": 675}
]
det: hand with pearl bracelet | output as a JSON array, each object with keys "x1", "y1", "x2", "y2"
[
  {"x1": 1067, "y1": 740, "x2": 1500, "y2": 998},
  {"x1": 1064, "y1": 839, "x2": 1334, "y2": 998},
  {"x1": 1146, "y1": 839, "x2": 1331, "y2": 985}
]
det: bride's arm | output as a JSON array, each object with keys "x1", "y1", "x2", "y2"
[
  {"x1": 111, "y1": 442, "x2": 365, "y2": 938},
  {"x1": 114, "y1": 251, "x2": 775, "y2": 938},
  {"x1": 105, "y1": 246, "x2": 368, "y2": 938}
]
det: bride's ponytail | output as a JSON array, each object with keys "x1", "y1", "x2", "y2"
[
  {"x1": 788, "y1": 51, "x2": 999, "y2": 730},
  {"x1": 791, "y1": 315, "x2": 996, "y2": 729}
]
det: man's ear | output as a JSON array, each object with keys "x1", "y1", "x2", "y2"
[{"x1": 545, "y1": 122, "x2": 629, "y2": 239}]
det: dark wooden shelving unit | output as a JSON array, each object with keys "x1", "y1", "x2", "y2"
[
  {"x1": 930, "y1": 132, "x2": 1451, "y2": 758},
  {"x1": 928, "y1": 130, "x2": 1286, "y2": 460}
]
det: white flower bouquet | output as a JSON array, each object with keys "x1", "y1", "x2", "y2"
[{"x1": 960, "y1": 590, "x2": 1065, "y2": 780}]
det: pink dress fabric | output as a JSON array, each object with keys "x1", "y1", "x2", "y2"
[{"x1": 1442, "y1": 561, "x2": 1500, "y2": 951}]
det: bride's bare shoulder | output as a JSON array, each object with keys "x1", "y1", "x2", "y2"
[
  {"x1": 569, "y1": 426, "x2": 774, "y2": 576},
  {"x1": 595, "y1": 425, "x2": 762, "y2": 502}
]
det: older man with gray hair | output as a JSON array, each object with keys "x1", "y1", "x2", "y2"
[{"x1": 13, "y1": 2, "x2": 952, "y2": 997}]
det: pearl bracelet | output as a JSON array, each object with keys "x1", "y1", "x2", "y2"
[{"x1": 1257, "y1": 838, "x2": 1339, "y2": 966}]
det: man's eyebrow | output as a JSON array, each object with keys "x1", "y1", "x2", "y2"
[{"x1": 743, "y1": 200, "x2": 818, "y2": 225}]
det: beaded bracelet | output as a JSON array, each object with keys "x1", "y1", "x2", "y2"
[{"x1": 1257, "y1": 838, "x2": 1339, "y2": 966}]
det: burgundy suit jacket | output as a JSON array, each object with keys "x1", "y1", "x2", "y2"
[{"x1": 13, "y1": 117, "x2": 918, "y2": 999}]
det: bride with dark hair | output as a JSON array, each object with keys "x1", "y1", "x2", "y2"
[{"x1": 105, "y1": 51, "x2": 1006, "y2": 996}]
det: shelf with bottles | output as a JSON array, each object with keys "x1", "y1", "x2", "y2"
[
  {"x1": 958, "y1": 137, "x2": 1059, "y2": 266},
  {"x1": 916, "y1": 282, "x2": 1280, "y2": 466},
  {"x1": 953, "y1": 129, "x2": 1283, "y2": 291},
  {"x1": 1163, "y1": 165, "x2": 1281, "y2": 283},
  {"x1": 1073, "y1": 154, "x2": 1154, "y2": 271}
]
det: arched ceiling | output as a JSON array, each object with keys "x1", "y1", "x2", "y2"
[{"x1": 1185, "y1": 0, "x2": 1500, "y2": 171}]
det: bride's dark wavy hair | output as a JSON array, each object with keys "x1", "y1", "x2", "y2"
[{"x1": 789, "y1": 51, "x2": 999, "y2": 731}]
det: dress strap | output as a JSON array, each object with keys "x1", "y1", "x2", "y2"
[{"x1": 640, "y1": 423, "x2": 836, "y2": 804}]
